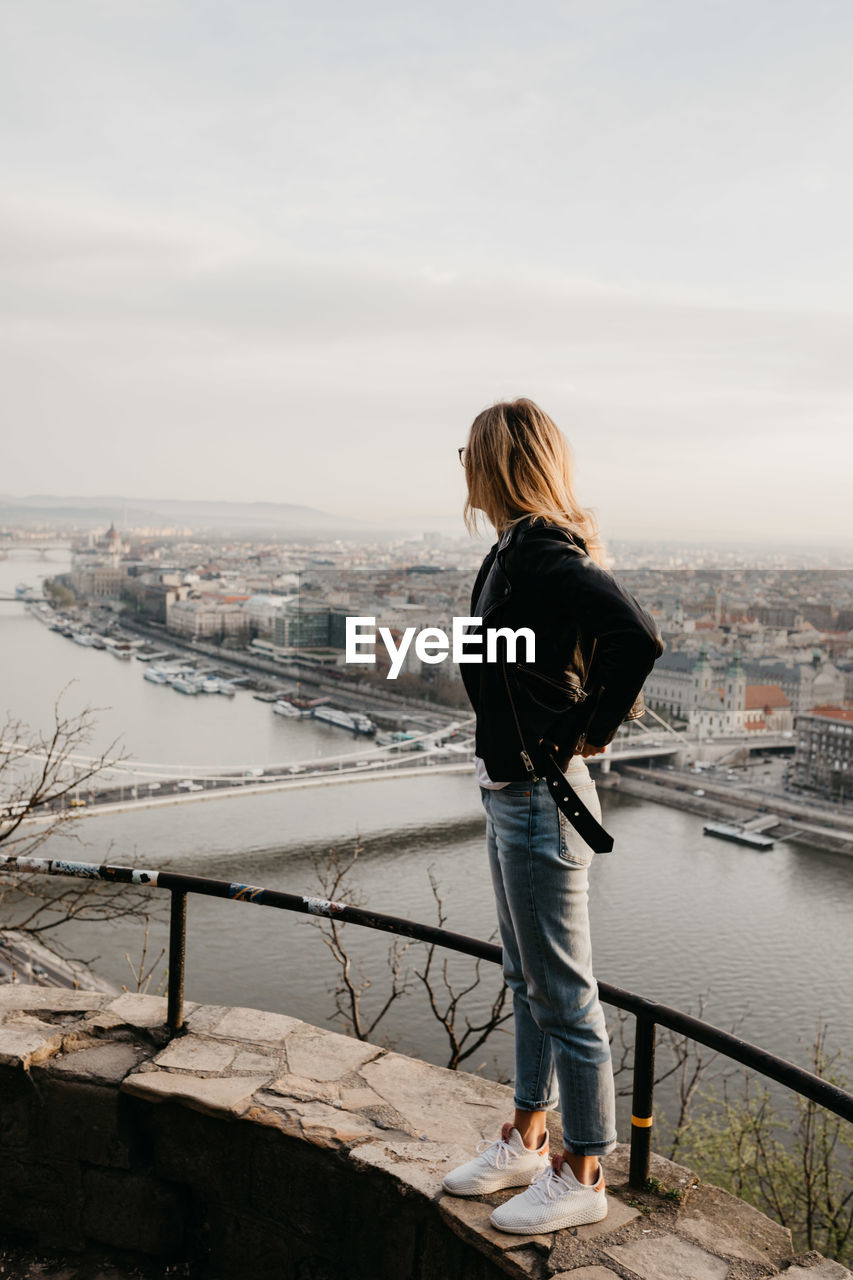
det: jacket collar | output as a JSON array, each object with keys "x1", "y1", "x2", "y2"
[
  {"x1": 501, "y1": 516, "x2": 587, "y2": 553},
  {"x1": 473, "y1": 529, "x2": 516, "y2": 620},
  {"x1": 474, "y1": 517, "x2": 587, "y2": 620},
  {"x1": 496, "y1": 515, "x2": 532, "y2": 553}
]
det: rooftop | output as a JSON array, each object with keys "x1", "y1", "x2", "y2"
[
  {"x1": 745, "y1": 685, "x2": 790, "y2": 709},
  {"x1": 803, "y1": 704, "x2": 853, "y2": 723}
]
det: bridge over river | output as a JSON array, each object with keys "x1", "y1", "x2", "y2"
[{"x1": 10, "y1": 721, "x2": 684, "y2": 819}]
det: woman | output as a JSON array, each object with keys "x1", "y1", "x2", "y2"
[{"x1": 442, "y1": 398, "x2": 663, "y2": 1234}]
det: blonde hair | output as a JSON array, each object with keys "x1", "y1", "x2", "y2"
[{"x1": 463, "y1": 398, "x2": 606, "y2": 566}]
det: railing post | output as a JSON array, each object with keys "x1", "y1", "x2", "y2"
[
  {"x1": 629, "y1": 1012, "x2": 656, "y2": 1188},
  {"x1": 167, "y1": 889, "x2": 187, "y2": 1036}
]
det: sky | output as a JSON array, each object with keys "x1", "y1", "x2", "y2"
[{"x1": 2, "y1": 0, "x2": 852, "y2": 543}]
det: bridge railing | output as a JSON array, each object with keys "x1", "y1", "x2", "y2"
[{"x1": 2, "y1": 853, "x2": 851, "y2": 1189}]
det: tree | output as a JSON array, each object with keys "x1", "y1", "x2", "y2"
[
  {"x1": 675, "y1": 1028, "x2": 853, "y2": 1266},
  {"x1": 413, "y1": 868, "x2": 513, "y2": 1071},
  {"x1": 310, "y1": 844, "x2": 413, "y2": 1043},
  {"x1": 1, "y1": 697, "x2": 117, "y2": 844},
  {"x1": 43, "y1": 578, "x2": 76, "y2": 608},
  {"x1": 311, "y1": 850, "x2": 716, "y2": 1087},
  {"x1": 310, "y1": 847, "x2": 511, "y2": 1069},
  {"x1": 0, "y1": 694, "x2": 158, "y2": 978}
]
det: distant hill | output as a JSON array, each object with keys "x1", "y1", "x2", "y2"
[{"x1": 0, "y1": 495, "x2": 363, "y2": 536}]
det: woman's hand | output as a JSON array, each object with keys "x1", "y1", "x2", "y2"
[{"x1": 579, "y1": 742, "x2": 608, "y2": 758}]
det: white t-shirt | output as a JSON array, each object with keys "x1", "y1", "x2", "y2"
[{"x1": 474, "y1": 755, "x2": 509, "y2": 790}]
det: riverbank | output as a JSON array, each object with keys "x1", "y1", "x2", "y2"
[
  {"x1": 0, "y1": 928, "x2": 118, "y2": 992},
  {"x1": 118, "y1": 616, "x2": 464, "y2": 729},
  {"x1": 606, "y1": 766, "x2": 853, "y2": 857}
]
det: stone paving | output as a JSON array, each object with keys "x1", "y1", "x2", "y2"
[{"x1": 0, "y1": 986, "x2": 850, "y2": 1280}]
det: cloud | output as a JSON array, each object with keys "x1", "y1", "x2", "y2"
[{"x1": 1, "y1": 1, "x2": 851, "y2": 542}]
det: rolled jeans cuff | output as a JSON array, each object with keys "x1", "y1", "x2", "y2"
[
  {"x1": 514, "y1": 1094, "x2": 559, "y2": 1112},
  {"x1": 563, "y1": 1133, "x2": 618, "y2": 1158}
]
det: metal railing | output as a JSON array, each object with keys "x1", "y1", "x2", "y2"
[{"x1": 2, "y1": 852, "x2": 851, "y2": 1189}]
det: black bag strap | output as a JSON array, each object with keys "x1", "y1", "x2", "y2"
[
  {"x1": 501, "y1": 652, "x2": 614, "y2": 855},
  {"x1": 539, "y1": 748, "x2": 614, "y2": 855}
]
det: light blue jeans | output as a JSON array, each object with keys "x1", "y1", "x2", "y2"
[{"x1": 481, "y1": 758, "x2": 617, "y2": 1156}]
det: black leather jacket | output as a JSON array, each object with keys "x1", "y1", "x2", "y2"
[{"x1": 461, "y1": 518, "x2": 665, "y2": 780}]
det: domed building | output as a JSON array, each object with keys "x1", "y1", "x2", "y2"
[{"x1": 96, "y1": 523, "x2": 127, "y2": 567}]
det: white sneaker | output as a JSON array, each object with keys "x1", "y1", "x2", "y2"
[
  {"x1": 489, "y1": 1156, "x2": 608, "y2": 1234},
  {"x1": 442, "y1": 1123, "x2": 549, "y2": 1196}
]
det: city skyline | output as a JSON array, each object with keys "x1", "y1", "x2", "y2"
[
  {"x1": 2, "y1": 493, "x2": 850, "y2": 557},
  {"x1": 3, "y1": 1, "x2": 852, "y2": 543}
]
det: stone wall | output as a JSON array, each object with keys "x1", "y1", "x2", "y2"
[{"x1": 0, "y1": 987, "x2": 848, "y2": 1280}]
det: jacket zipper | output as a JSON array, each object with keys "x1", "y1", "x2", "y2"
[
  {"x1": 516, "y1": 663, "x2": 587, "y2": 701},
  {"x1": 584, "y1": 637, "x2": 597, "y2": 690},
  {"x1": 501, "y1": 654, "x2": 537, "y2": 776}
]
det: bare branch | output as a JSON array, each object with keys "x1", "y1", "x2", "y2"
[
  {"x1": 310, "y1": 843, "x2": 411, "y2": 1043},
  {"x1": 1, "y1": 689, "x2": 128, "y2": 860},
  {"x1": 1, "y1": 697, "x2": 159, "y2": 985},
  {"x1": 411, "y1": 866, "x2": 512, "y2": 1070}
]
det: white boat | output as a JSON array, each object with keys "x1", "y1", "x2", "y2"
[
  {"x1": 164, "y1": 668, "x2": 193, "y2": 684},
  {"x1": 312, "y1": 705, "x2": 377, "y2": 735},
  {"x1": 172, "y1": 677, "x2": 201, "y2": 695},
  {"x1": 107, "y1": 643, "x2": 134, "y2": 660},
  {"x1": 25, "y1": 602, "x2": 53, "y2": 625},
  {"x1": 143, "y1": 667, "x2": 170, "y2": 684},
  {"x1": 200, "y1": 677, "x2": 220, "y2": 694},
  {"x1": 272, "y1": 699, "x2": 304, "y2": 718},
  {"x1": 215, "y1": 680, "x2": 237, "y2": 696},
  {"x1": 71, "y1": 632, "x2": 96, "y2": 646}
]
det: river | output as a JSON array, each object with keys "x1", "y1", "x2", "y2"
[{"x1": 1, "y1": 548, "x2": 851, "y2": 1123}]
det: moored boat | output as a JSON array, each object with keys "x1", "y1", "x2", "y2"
[
  {"x1": 312, "y1": 705, "x2": 376, "y2": 735},
  {"x1": 702, "y1": 822, "x2": 775, "y2": 850},
  {"x1": 172, "y1": 676, "x2": 201, "y2": 695},
  {"x1": 272, "y1": 699, "x2": 305, "y2": 718},
  {"x1": 107, "y1": 643, "x2": 134, "y2": 659}
]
